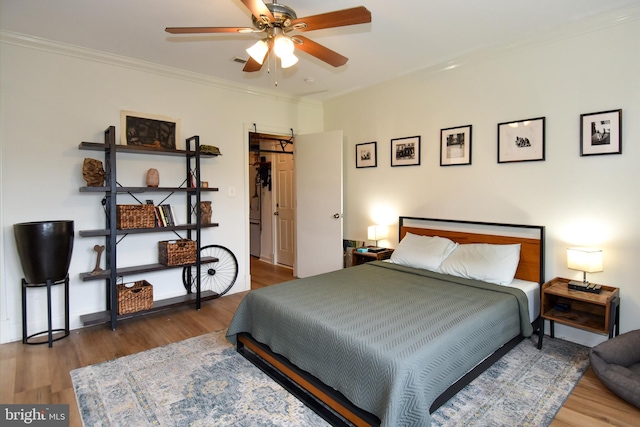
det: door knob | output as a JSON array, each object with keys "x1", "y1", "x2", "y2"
[
  {"x1": 274, "y1": 212, "x2": 279, "y2": 216},
  {"x1": 333, "y1": 213, "x2": 341, "y2": 219}
]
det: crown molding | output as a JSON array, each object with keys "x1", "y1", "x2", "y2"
[
  {"x1": 0, "y1": 30, "x2": 322, "y2": 108},
  {"x1": 441, "y1": 4, "x2": 640, "y2": 72},
  {"x1": 2, "y1": 5, "x2": 637, "y2": 104},
  {"x1": 332, "y1": 4, "x2": 640, "y2": 100}
]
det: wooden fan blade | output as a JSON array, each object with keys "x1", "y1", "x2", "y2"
[
  {"x1": 165, "y1": 27, "x2": 255, "y2": 34},
  {"x1": 241, "y1": 0, "x2": 275, "y2": 23},
  {"x1": 290, "y1": 6, "x2": 371, "y2": 32},
  {"x1": 293, "y1": 36, "x2": 348, "y2": 67},
  {"x1": 243, "y1": 57, "x2": 264, "y2": 72},
  {"x1": 243, "y1": 45, "x2": 271, "y2": 72}
]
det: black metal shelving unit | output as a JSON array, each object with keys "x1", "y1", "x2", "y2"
[{"x1": 78, "y1": 126, "x2": 219, "y2": 329}]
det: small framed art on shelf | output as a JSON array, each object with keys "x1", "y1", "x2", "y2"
[
  {"x1": 120, "y1": 110, "x2": 181, "y2": 150},
  {"x1": 498, "y1": 117, "x2": 545, "y2": 163},
  {"x1": 391, "y1": 136, "x2": 421, "y2": 167},
  {"x1": 440, "y1": 125, "x2": 472, "y2": 166},
  {"x1": 356, "y1": 141, "x2": 377, "y2": 168},
  {"x1": 580, "y1": 109, "x2": 622, "y2": 156}
]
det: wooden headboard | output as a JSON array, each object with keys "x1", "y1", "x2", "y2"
[{"x1": 399, "y1": 217, "x2": 545, "y2": 284}]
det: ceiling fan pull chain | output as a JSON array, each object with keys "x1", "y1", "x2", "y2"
[{"x1": 273, "y1": 53, "x2": 278, "y2": 87}]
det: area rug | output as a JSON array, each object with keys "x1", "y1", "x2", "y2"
[
  {"x1": 430, "y1": 337, "x2": 589, "y2": 426},
  {"x1": 71, "y1": 331, "x2": 589, "y2": 426}
]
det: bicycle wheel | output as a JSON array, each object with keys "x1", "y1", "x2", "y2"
[{"x1": 182, "y1": 245, "x2": 238, "y2": 297}]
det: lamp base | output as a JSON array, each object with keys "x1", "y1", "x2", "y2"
[{"x1": 568, "y1": 280, "x2": 602, "y2": 293}]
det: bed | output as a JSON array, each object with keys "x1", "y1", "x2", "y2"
[{"x1": 227, "y1": 217, "x2": 545, "y2": 426}]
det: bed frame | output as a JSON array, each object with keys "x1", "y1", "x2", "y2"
[{"x1": 237, "y1": 217, "x2": 545, "y2": 427}]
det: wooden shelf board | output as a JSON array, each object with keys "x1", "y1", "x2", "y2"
[
  {"x1": 79, "y1": 141, "x2": 219, "y2": 157},
  {"x1": 79, "y1": 256, "x2": 218, "y2": 281},
  {"x1": 543, "y1": 308, "x2": 607, "y2": 334},
  {"x1": 80, "y1": 186, "x2": 219, "y2": 193},
  {"x1": 79, "y1": 291, "x2": 220, "y2": 326},
  {"x1": 543, "y1": 278, "x2": 617, "y2": 304},
  {"x1": 79, "y1": 223, "x2": 219, "y2": 237}
]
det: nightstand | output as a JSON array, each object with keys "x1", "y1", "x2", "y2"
[
  {"x1": 351, "y1": 248, "x2": 394, "y2": 266},
  {"x1": 541, "y1": 277, "x2": 620, "y2": 345}
]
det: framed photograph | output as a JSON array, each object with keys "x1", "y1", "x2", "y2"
[
  {"x1": 391, "y1": 136, "x2": 421, "y2": 167},
  {"x1": 356, "y1": 141, "x2": 377, "y2": 168},
  {"x1": 498, "y1": 117, "x2": 545, "y2": 163},
  {"x1": 440, "y1": 125, "x2": 472, "y2": 166},
  {"x1": 580, "y1": 109, "x2": 622, "y2": 156},
  {"x1": 120, "y1": 111, "x2": 181, "y2": 150}
]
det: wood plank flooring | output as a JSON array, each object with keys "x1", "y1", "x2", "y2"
[{"x1": 1, "y1": 257, "x2": 638, "y2": 426}]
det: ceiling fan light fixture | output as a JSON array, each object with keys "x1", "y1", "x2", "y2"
[
  {"x1": 273, "y1": 34, "x2": 294, "y2": 58},
  {"x1": 246, "y1": 39, "x2": 269, "y2": 64},
  {"x1": 280, "y1": 52, "x2": 299, "y2": 68}
]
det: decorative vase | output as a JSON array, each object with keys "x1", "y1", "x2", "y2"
[
  {"x1": 82, "y1": 158, "x2": 105, "y2": 186},
  {"x1": 13, "y1": 220, "x2": 74, "y2": 284},
  {"x1": 200, "y1": 201, "x2": 212, "y2": 224},
  {"x1": 146, "y1": 168, "x2": 159, "y2": 187}
]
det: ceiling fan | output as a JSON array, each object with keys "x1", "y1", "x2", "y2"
[{"x1": 165, "y1": 0, "x2": 372, "y2": 72}]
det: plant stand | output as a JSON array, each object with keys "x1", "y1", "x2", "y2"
[{"x1": 22, "y1": 275, "x2": 70, "y2": 347}]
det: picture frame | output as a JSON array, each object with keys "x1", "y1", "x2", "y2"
[
  {"x1": 440, "y1": 125, "x2": 472, "y2": 166},
  {"x1": 355, "y1": 141, "x2": 377, "y2": 168},
  {"x1": 497, "y1": 117, "x2": 545, "y2": 163},
  {"x1": 391, "y1": 136, "x2": 421, "y2": 167},
  {"x1": 580, "y1": 109, "x2": 622, "y2": 156},
  {"x1": 120, "y1": 110, "x2": 181, "y2": 150}
]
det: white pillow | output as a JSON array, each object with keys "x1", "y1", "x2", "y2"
[
  {"x1": 390, "y1": 233, "x2": 458, "y2": 271},
  {"x1": 437, "y1": 243, "x2": 521, "y2": 285}
]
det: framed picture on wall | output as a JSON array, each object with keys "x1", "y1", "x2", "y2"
[
  {"x1": 391, "y1": 136, "x2": 421, "y2": 167},
  {"x1": 356, "y1": 141, "x2": 377, "y2": 168},
  {"x1": 440, "y1": 125, "x2": 472, "y2": 166},
  {"x1": 497, "y1": 117, "x2": 545, "y2": 163},
  {"x1": 120, "y1": 110, "x2": 181, "y2": 150},
  {"x1": 580, "y1": 109, "x2": 622, "y2": 156}
]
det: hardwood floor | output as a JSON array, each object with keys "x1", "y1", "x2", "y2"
[{"x1": 1, "y1": 257, "x2": 638, "y2": 427}]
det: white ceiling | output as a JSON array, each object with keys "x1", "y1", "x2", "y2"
[{"x1": 1, "y1": 0, "x2": 638, "y2": 100}]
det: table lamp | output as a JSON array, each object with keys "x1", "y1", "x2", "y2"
[
  {"x1": 367, "y1": 225, "x2": 388, "y2": 252},
  {"x1": 567, "y1": 247, "x2": 603, "y2": 291}
]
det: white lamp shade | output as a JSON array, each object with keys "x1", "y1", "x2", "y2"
[
  {"x1": 368, "y1": 225, "x2": 389, "y2": 242},
  {"x1": 273, "y1": 34, "x2": 294, "y2": 58},
  {"x1": 246, "y1": 40, "x2": 269, "y2": 64},
  {"x1": 567, "y1": 248, "x2": 603, "y2": 273},
  {"x1": 280, "y1": 52, "x2": 298, "y2": 68}
]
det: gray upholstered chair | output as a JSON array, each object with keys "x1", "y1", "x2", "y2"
[{"x1": 589, "y1": 329, "x2": 640, "y2": 408}]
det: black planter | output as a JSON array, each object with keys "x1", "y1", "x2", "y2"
[{"x1": 14, "y1": 220, "x2": 74, "y2": 284}]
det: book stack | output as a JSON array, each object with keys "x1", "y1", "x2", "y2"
[{"x1": 155, "y1": 204, "x2": 178, "y2": 227}]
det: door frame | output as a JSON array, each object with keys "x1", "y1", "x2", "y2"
[{"x1": 244, "y1": 123, "x2": 296, "y2": 270}]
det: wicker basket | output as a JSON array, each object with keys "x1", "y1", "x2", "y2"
[
  {"x1": 158, "y1": 239, "x2": 196, "y2": 266},
  {"x1": 117, "y1": 280, "x2": 153, "y2": 315},
  {"x1": 116, "y1": 204, "x2": 156, "y2": 229}
]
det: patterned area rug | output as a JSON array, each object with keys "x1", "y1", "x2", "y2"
[
  {"x1": 431, "y1": 337, "x2": 589, "y2": 426},
  {"x1": 71, "y1": 331, "x2": 589, "y2": 427}
]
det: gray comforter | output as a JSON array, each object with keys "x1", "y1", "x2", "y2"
[{"x1": 227, "y1": 261, "x2": 532, "y2": 427}]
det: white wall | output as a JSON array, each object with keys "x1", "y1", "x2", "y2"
[
  {"x1": 0, "y1": 33, "x2": 322, "y2": 343},
  {"x1": 326, "y1": 15, "x2": 640, "y2": 346}
]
